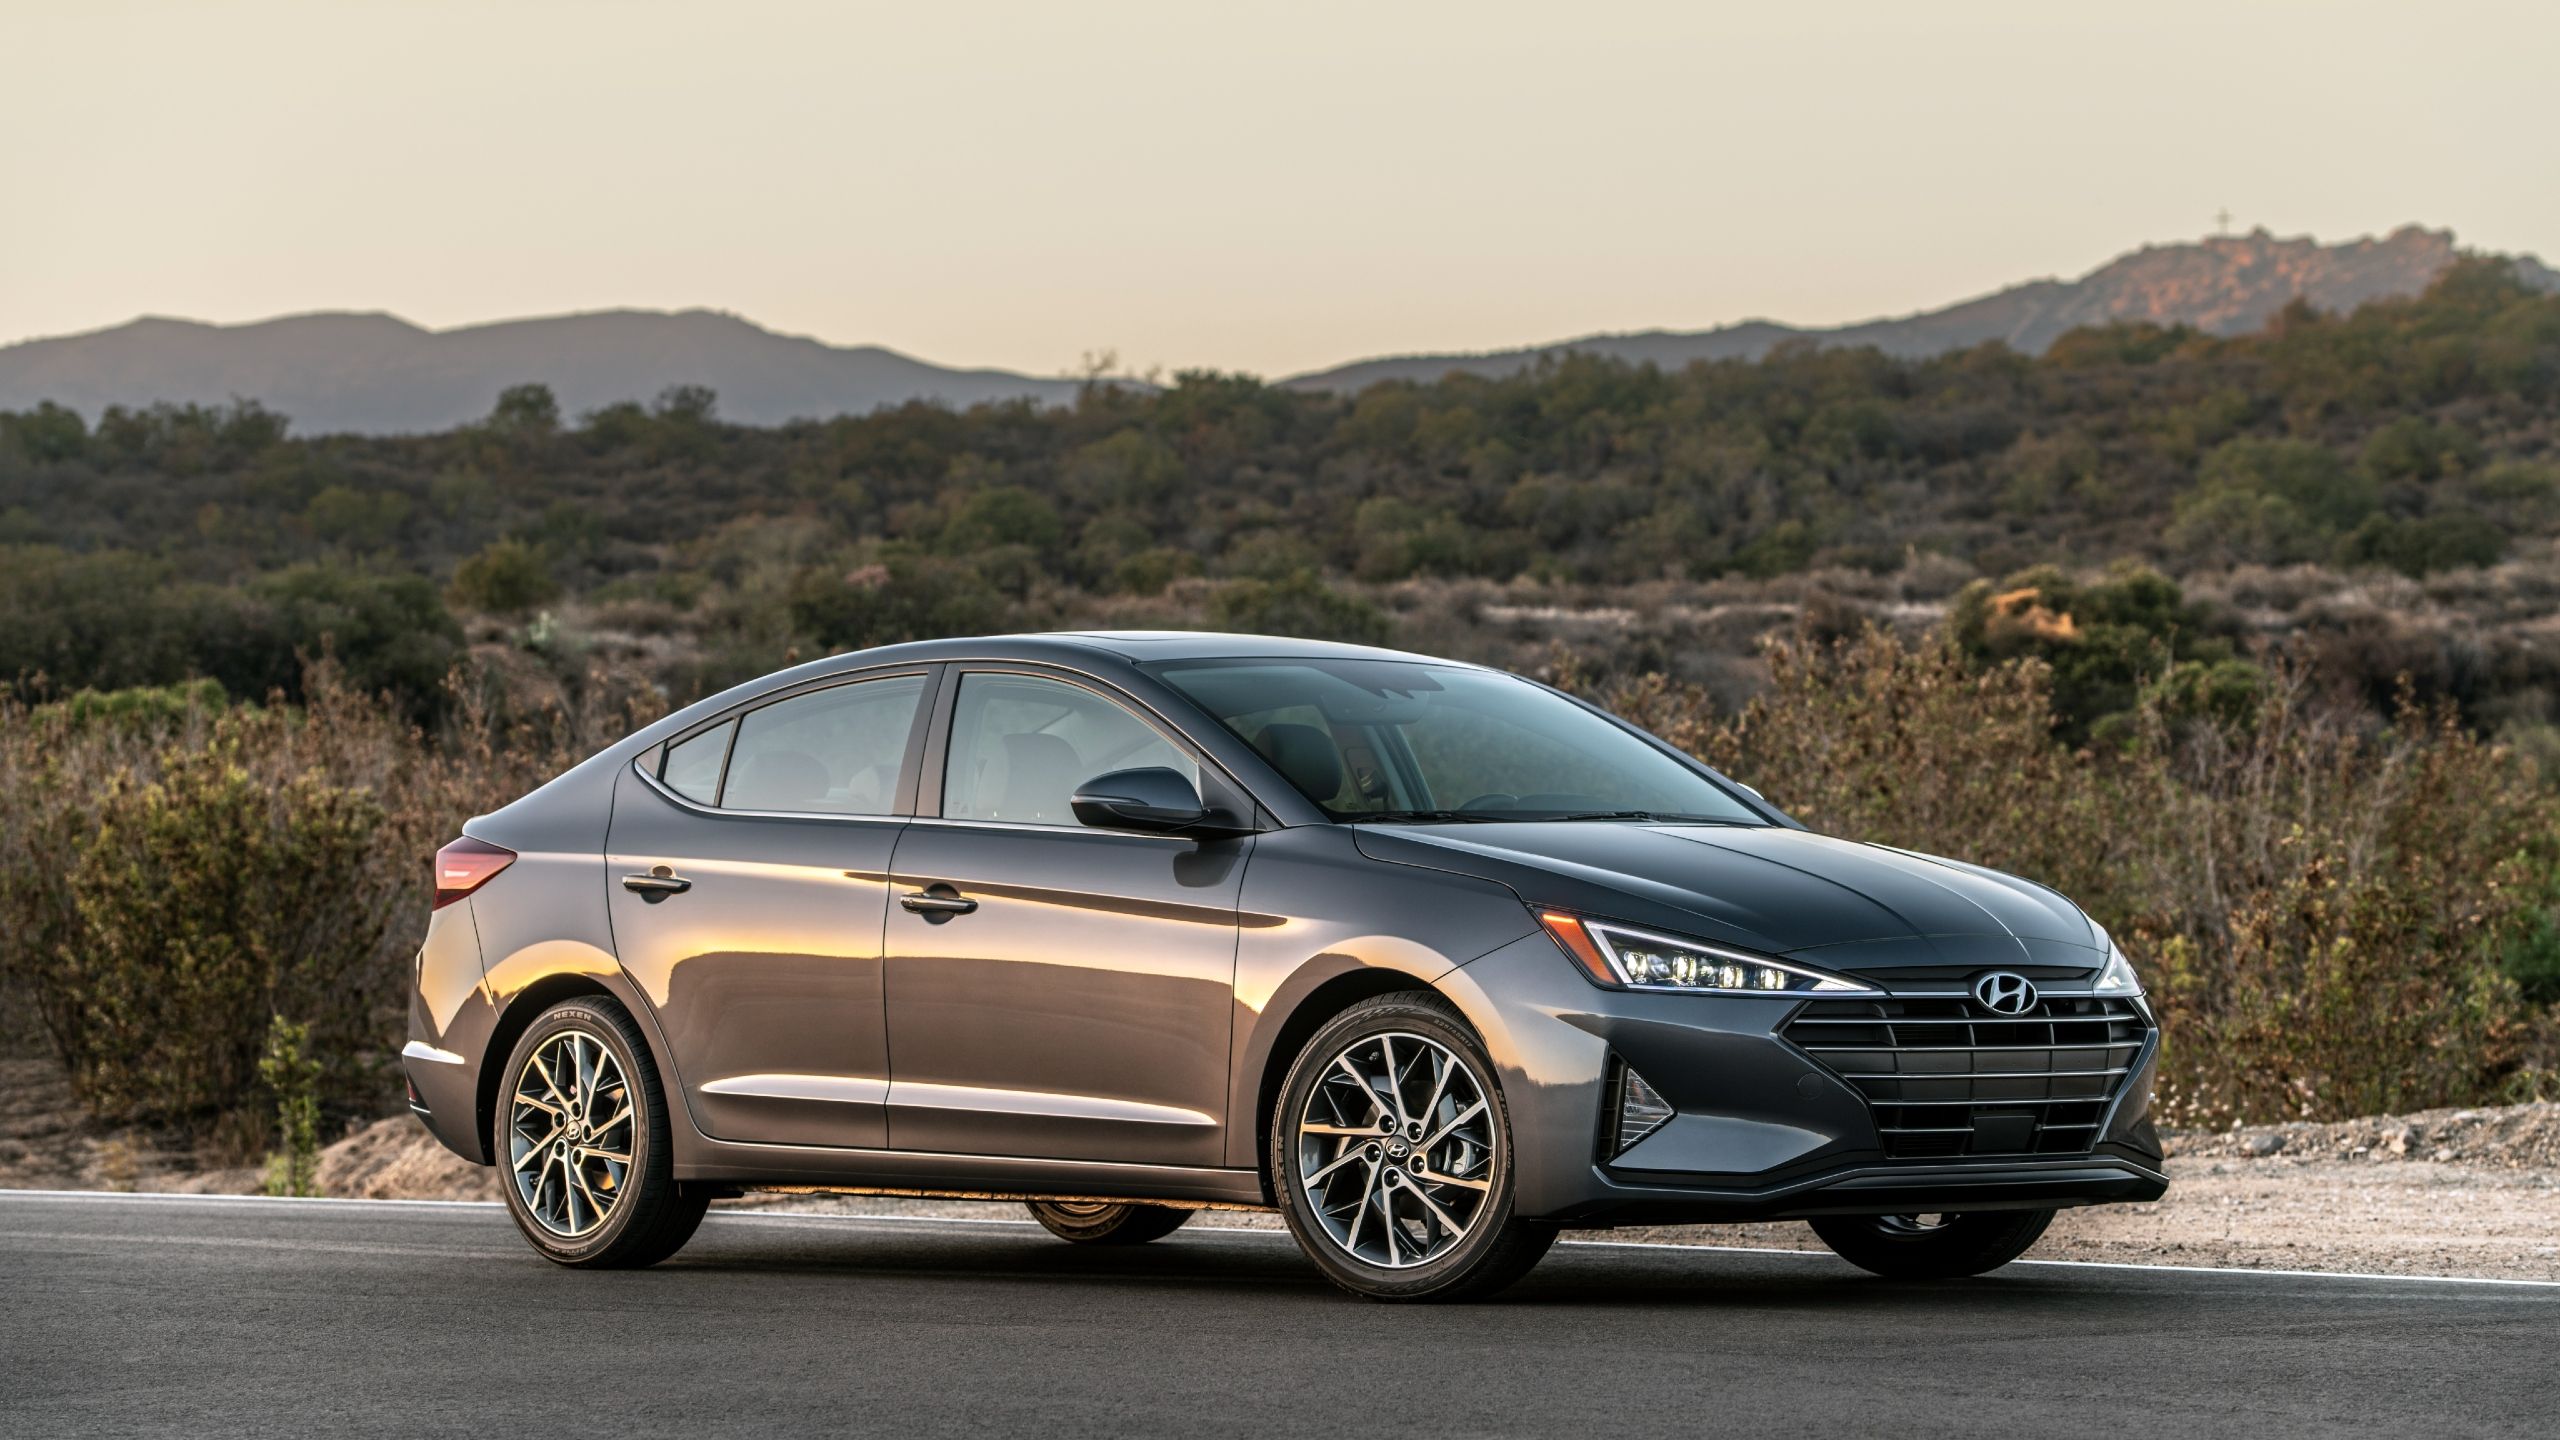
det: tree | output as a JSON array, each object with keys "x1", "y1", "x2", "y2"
[
  {"x1": 1206, "y1": 570, "x2": 1390, "y2": 646},
  {"x1": 486, "y1": 383, "x2": 561, "y2": 437},
  {"x1": 654, "y1": 384, "x2": 718, "y2": 423},
  {"x1": 450, "y1": 538, "x2": 559, "y2": 616}
]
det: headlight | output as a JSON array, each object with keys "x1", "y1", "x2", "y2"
[
  {"x1": 1539, "y1": 912, "x2": 1876, "y2": 995},
  {"x1": 2092, "y1": 935, "x2": 2144, "y2": 997}
]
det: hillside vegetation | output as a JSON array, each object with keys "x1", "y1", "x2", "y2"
[
  {"x1": 4, "y1": 261, "x2": 2556, "y2": 723},
  {"x1": 4, "y1": 262, "x2": 2560, "y2": 1160}
]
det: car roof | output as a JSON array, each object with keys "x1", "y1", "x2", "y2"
[
  {"x1": 1028, "y1": 631, "x2": 1467, "y2": 665},
  {"x1": 813, "y1": 631, "x2": 1470, "y2": 669}
]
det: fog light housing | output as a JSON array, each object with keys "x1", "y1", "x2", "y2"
[{"x1": 1609, "y1": 1061, "x2": 1675, "y2": 1156}]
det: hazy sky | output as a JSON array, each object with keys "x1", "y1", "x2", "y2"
[{"x1": 7, "y1": 0, "x2": 2555, "y2": 378}]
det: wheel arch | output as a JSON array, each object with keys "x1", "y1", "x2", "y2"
[
  {"x1": 1245, "y1": 965, "x2": 1477, "y2": 1203},
  {"x1": 475, "y1": 972, "x2": 671, "y2": 1163}
]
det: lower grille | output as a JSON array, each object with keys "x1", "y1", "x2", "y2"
[{"x1": 1784, "y1": 995, "x2": 2148, "y2": 1158}]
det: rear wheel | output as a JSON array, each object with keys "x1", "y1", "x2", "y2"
[
  {"x1": 1025, "y1": 1200, "x2": 1193, "y2": 1245},
  {"x1": 1270, "y1": 994, "x2": 1555, "y2": 1302},
  {"x1": 1809, "y1": 1209, "x2": 2054, "y2": 1279},
  {"x1": 496, "y1": 998, "x2": 708, "y2": 1268}
]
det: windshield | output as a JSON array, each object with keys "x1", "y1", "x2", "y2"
[{"x1": 1150, "y1": 658, "x2": 1761, "y2": 824}]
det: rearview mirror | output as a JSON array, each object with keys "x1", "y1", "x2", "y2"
[{"x1": 1071, "y1": 767, "x2": 1209, "y2": 833}]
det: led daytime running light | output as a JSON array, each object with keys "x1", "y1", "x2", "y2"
[{"x1": 1540, "y1": 913, "x2": 1874, "y2": 995}]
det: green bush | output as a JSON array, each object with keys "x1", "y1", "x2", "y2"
[
  {"x1": 32, "y1": 727, "x2": 393, "y2": 1128},
  {"x1": 786, "y1": 553, "x2": 1011, "y2": 652},
  {"x1": 259, "y1": 1015, "x2": 321, "y2": 1197},
  {"x1": 451, "y1": 537, "x2": 560, "y2": 616},
  {"x1": 1947, "y1": 564, "x2": 2257, "y2": 741},
  {"x1": 1205, "y1": 570, "x2": 1391, "y2": 645}
]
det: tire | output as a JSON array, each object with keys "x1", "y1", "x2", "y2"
[
  {"x1": 1808, "y1": 1209, "x2": 2055, "y2": 1279},
  {"x1": 494, "y1": 997, "x2": 708, "y2": 1268},
  {"x1": 1025, "y1": 1200, "x2": 1193, "y2": 1245},
  {"x1": 1269, "y1": 993, "x2": 1555, "y2": 1302}
]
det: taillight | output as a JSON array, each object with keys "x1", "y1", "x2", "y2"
[{"x1": 433, "y1": 836, "x2": 517, "y2": 910}]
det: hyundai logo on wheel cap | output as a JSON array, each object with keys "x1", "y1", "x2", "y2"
[{"x1": 1973, "y1": 971, "x2": 2039, "y2": 1015}]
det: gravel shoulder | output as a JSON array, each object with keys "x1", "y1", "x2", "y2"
[{"x1": 7, "y1": 1058, "x2": 2555, "y2": 1281}]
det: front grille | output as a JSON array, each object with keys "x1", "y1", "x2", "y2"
[{"x1": 1784, "y1": 995, "x2": 2148, "y2": 1159}]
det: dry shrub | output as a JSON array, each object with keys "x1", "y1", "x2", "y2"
[
  {"x1": 48, "y1": 735, "x2": 390, "y2": 1129},
  {"x1": 1573, "y1": 630, "x2": 2556, "y2": 1127},
  {"x1": 0, "y1": 657, "x2": 663, "y2": 1142}
]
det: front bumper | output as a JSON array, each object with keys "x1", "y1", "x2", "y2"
[
  {"x1": 1436, "y1": 933, "x2": 2168, "y2": 1226},
  {"x1": 1541, "y1": 1152, "x2": 2167, "y2": 1226}
]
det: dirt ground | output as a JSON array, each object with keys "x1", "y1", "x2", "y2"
[{"x1": 7, "y1": 1058, "x2": 2556, "y2": 1281}]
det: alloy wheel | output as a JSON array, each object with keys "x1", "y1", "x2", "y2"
[
  {"x1": 507, "y1": 1028, "x2": 635, "y2": 1238},
  {"x1": 1293, "y1": 1030, "x2": 1497, "y2": 1269}
]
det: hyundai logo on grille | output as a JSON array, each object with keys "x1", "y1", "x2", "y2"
[{"x1": 1973, "y1": 971, "x2": 2039, "y2": 1015}]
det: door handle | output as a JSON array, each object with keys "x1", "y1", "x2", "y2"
[
  {"x1": 899, "y1": 887, "x2": 977, "y2": 917},
  {"x1": 622, "y1": 871, "x2": 692, "y2": 899}
]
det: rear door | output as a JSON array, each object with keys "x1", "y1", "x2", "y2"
[
  {"x1": 606, "y1": 666, "x2": 937, "y2": 1149},
  {"x1": 882, "y1": 667, "x2": 1251, "y2": 1167}
]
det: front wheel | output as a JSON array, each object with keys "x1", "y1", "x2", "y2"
[
  {"x1": 1809, "y1": 1209, "x2": 2054, "y2": 1279},
  {"x1": 1025, "y1": 1200, "x2": 1193, "y2": 1245},
  {"x1": 1270, "y1": 994, "x2": 1555, "y2": 1302},
  {"x1": 496, "y1": 997, "x2": 708, "y2": 1268}
]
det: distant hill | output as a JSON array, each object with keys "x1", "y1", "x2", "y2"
[
  {"x1": 1284, "y1": 226, "x2": 2560, "y2": 392},
  {"x1": 0, "y1": 309, "x2": 1088, "y2": 435},
  {"x1": 8, "y1": 227, "x2": 2555, "y2": 430}
]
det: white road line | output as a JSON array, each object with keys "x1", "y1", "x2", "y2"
[
  {"x1": 0, "y1": 1188, "x2": 503, "y2": 1210},
  {"x1": 6, "y1": 1188, "x2": 2556, "y2": 1290}
]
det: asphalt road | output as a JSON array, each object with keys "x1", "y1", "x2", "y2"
[{"x1": 3, "y1": 1192, "x2": 2555, "y2": 1438}]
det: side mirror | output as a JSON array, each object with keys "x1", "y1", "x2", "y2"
[{"x1": 1071, "y1": 767, "x2": 1210, "y2": 833}]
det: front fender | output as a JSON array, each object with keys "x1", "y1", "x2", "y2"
[{"x1": 1223, "y1": 826, "x2": 1534, "y2": 1170}]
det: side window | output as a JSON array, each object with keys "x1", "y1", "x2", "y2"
[
  {"x1": 943, "y1": 673, "x2": 1197, "y2": 826},
  {"x1": 721, "y1": 673, "x2": 927, "y2": 815},
  {"x1": 661, "y1": 719, "x2": 733, "y2": 804}
]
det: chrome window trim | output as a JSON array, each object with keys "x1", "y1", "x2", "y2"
[
  {"x1": 654, "y1": 662, "x2": 936, "y2": 754},
  {"x1": 893, "y1": 814, "x2": 1204, "y2": 842},
  {"x1": 637, "y1": 664, "x2": 937, "y2": 822},
  {"x1": 630, "y1": 759, "x2": 916, "y2": 826}
]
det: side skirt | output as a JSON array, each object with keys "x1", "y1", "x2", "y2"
[
  {"x1": 674, "y1": 1139, "x2": 1267, "y2": 1208},
  {"x1": 748, "y1": 1184, "x2": 1273, "y2": 1213}
]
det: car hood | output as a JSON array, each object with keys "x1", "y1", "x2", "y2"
[{"x1": 1352, "y1": 822, "x2": 2104, "y2": 973}]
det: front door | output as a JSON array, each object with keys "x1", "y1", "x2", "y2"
[
  {"x1": 883, "y1": 668, "x2": 1249, "y2": 1167},
  {"x1": 606, "y1": 668, "x2": 933, "y2": 1149}
]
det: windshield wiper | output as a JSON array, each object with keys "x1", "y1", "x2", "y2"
[
  {"x1": 1540, "y1": 810, "x2": 1745, "y2": 824},
  {"x1": 1334, "y1": 810, "x2": 1506, "y2": 824}
]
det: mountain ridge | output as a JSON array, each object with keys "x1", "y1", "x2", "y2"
[
  {"x1": 1283, "y1": 225, "x2": 2560, "y2": 391},
  {"x1": 0, "y1": 307, "x2": 1089, "y2": 434},
  {"x1": 3, "y1": 226, "x2": 2553, "y2": 433}
]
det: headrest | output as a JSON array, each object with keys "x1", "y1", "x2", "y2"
[
  {"x1": 727, "y1": 748, "x2": 829, "y2": 810},
  {"x1": 1254, "y1": 723, "x2": 1343, "y2": 803},
  {"x1": 993, "y1": 730, "x2": 1082, "y2": 822}
]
